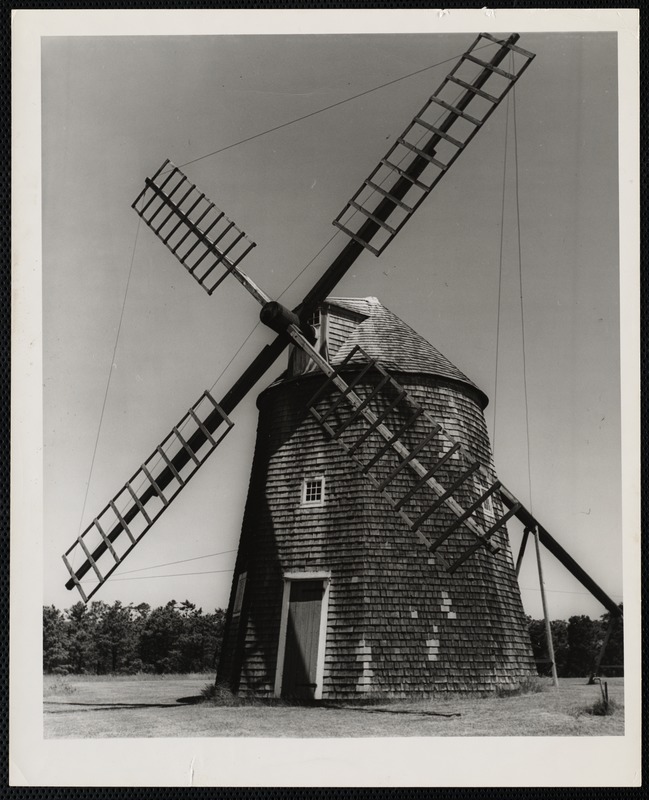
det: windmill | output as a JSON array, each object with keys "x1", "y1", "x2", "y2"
[{"x1": 61, "y1": 33, "x2": 622, "y2": 698}]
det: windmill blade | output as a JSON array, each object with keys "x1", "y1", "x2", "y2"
[
  {"x1": 63, "y1": 392, "x2": 234, "y2": 601},
  {"x1": 132, "y1": 159, "x2": 258, "y2": 297},
  {"x1": 279, "y1": 320, "x2": 513, "y2": 567},
  {"x1": 332, "y1": 32, "x2": 535, "y2": 257},
  {"x1": 63, "y1": 330, "x2": 295, "y2": 601},
  {"x1": 299, "y1": 340, "x2": 515, "y2": 571},
  {"x1": 295, "y1": 33, "x2": 535, "y2": 321},
  {"x1": 293, "y1": 330, "x2": 623, "y2": 603}
]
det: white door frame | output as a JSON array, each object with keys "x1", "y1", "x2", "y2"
[{"x1": 274, "y1": 571, "x2": 331, "y2": 700}]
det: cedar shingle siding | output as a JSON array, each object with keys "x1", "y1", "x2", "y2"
[{"x1": 217, "y1": 298, "x2": 535, "y2": 698}]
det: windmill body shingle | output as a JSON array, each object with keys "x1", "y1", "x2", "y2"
[{"x1": 217, "y1": 298, "x2": 535, "y2": 699}]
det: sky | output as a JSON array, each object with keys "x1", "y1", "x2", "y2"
[{"x1": 40, "y1": 29, "x2": 624, "y2": 621}]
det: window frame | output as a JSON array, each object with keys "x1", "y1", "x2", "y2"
[{"x1": 301, "y1": 476, "x2": 326, "y2": 507}]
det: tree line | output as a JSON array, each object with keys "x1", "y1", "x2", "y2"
[
  {"x1": 527, "y1": 606, "x2": 623, "y2": 678},
  {"x1": 43, "y1": 600, "x2": 623, "y2": 677},
  {"x1": 43, "y1": 600, "x2": 226, "y2": 675}
]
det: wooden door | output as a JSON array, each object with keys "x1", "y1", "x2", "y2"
[{"x1": 281, "y1": 580, "x2": 324, "y2": 700}]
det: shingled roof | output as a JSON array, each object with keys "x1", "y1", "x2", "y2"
[{"x1": 325, "y1": 297, "x2": 488, "y2": 408}]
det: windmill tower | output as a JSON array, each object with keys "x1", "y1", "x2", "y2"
[
  {"x1": 217, "y1": 297, "x2": 536, "y2": 699},
  {"x1": 61, "y1": 32, "x2": 622, "y2": 693}
]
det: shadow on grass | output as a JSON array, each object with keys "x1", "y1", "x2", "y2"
[
  {"x1": 44, "y1": 701, "x2": 186, "y2": 712},
  {"x1": 44, "y1": 693, "x2": 212, "y2": 712},
  {"x1": 323, "y1": 704, "x2": 461, "y2": 718}
]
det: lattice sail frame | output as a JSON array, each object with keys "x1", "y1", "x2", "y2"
[
  {"x1": 306, "y1": 345, "x2": 521, "y2": 572},
  {"x1": 333, "y1": 32, "x2": 535, "y2": 256},
  {"x1": 63, "y1": 392, "x2": 233, "y2": 601},
  {"x1": 132, "y1": 160, "x2": 257, "y2": 295}
]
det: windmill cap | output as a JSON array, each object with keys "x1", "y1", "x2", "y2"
[{"x1": 323, "y1": 296, "x2": 489, "y2": 409}]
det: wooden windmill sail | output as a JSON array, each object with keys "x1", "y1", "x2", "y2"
[{"x1": 61, "y1": 33, "x2": 621, "y2": 695}]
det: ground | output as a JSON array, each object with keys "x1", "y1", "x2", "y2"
[{"x1": 43, "y1": 674, "x2": 624, "y2": 738}]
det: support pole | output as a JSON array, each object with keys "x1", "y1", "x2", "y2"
[{"x1": 533, "y1": 524, "x2": 559, "y2": 687}]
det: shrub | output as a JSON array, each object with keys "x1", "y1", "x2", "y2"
[
  {"x1": 574, "y1": 697, "x2": 618, "y2": 718},
  {"x1": 200, "y1": 682, "x2": 243, "y2": 706},
  {"x1": 589, "y1": 697, "x2": 618, "y2": 716}
]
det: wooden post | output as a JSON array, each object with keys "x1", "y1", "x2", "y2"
[{"x1": 533, "y1": 525, "x2": 559, "y2": 687}]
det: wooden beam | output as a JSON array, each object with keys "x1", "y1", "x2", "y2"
[{"x1": 500, "y1": 486, "x2": 622, "y2": 618}]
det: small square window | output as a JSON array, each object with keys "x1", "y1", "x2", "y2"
[{"x1": 301, "y1": 476, "x2": 325, "y2": 507}]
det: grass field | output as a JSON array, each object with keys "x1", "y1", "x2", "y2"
[{"x1": 43, "y1": 673, "x2": 624, "y2": 738}]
